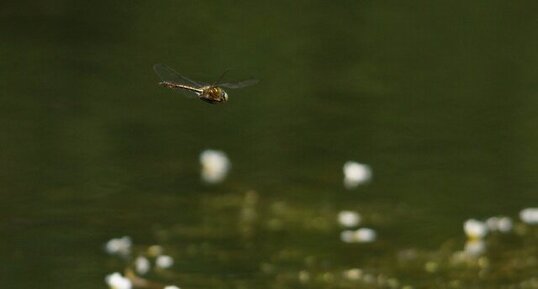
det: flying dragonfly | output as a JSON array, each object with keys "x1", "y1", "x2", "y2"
[{"x1": 153, "y1": 64, "x2": 258, "y2": 104}]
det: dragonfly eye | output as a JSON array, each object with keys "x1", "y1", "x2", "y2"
[{"x1": 223, "y1": 91, "x2": 228, "y2": 101}]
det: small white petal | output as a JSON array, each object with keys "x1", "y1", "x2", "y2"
[
  {"x1": 520, "y1": 208, "x2": 538, "y2": 225},
  {"x1": 338, "y1": 211, "x2": 361, "y2": 227},
  {"x1": 497, "y1": 217, "x2": 513, "y2": 232},
  {"x1": 464, "y1": 219, "x2": 488, "y2": 239},
  {"x1": 164, "y1": 286, "x2": 180, "y2": 289},
  {"x1": 135, "y1": 256, "x2": 151, "y2": 275},
  {"x1": 486, "y1": 216, "x2": 513, "y2": 233},
  {"x1": 105, "y1": 236, "x2": 132, "y2": 256},
  {"x1": 354, "y1": 228, "x2": 376, "y2": 243},
  {"x1": 485, "y1": 217, "x2": 499, "y2": 231},
  {"x1": 341, "y1": 228, "x2": 377, "y2": 243},
  {"x1": 105, "y1": 272, "x2": 132, "y2": 289},
  {"x1": 156, "y1": 255, "x2": 174, "y2": 269}
]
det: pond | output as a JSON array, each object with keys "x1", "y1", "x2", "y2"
[{"x1": 1, "y1": 1, "x2": 537, "y2": 289}]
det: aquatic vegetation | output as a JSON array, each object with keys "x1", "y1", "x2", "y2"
[
  {"x1": 147, "y1": 245, "x2": 165, "y2": 257},
  {"x1": 103, "y1": 190, "x2": 538, "y2": 289},
  {"x1": 485, "y1": 216, "x2": 513, "y2": 233},
  {"x1": 104, "y1": 240, "x2": 180, "y2": 289}
]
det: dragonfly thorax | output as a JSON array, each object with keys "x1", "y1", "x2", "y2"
[{"x1": 200, "y1": 86, "x2": 228, "y2": 104}]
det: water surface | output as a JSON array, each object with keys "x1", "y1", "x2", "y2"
[{"x1": 1, "y1": 1, "x2": 537, "y2": 288}]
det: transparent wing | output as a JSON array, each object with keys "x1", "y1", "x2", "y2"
[
  {"x1": 219, "y1": 79, "x2": 259, "y2": 89},
  {"x1": 153, "y1": 64, "x2": 204, "y2": 88}
]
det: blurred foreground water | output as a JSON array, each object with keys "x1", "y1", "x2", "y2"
[
  {"x1": 102, "y1": 185, "x2": 538, "y2": 289},
  {"x1": 1, "y1": 1, "x2": 537, "y2": 289}
]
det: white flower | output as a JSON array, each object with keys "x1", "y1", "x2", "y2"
[
  {"x1": 520, "y1": 208, "x2": 538, "y2": 225},
  {"x1": 486, "y1": 216, "x2": 513, "y2": 233},
  {"x1": 200, "y1": 149, "x2": 230, "y2": 184},
  {"x1": 343, "y1": 161, "x2": 372, "y2": 189},
  {"x1": 463, "y1": 219, "x2": 488, "y2": 239},
  {"x1": 105, "y1": 236, "x2": 132, "y2": 256},
  {"x1": 338, "y1": 211, "x2": 361, "y2": 227},
  {"x1": 135, "y1": 256, "x2": 150, "y2": 275},
  {"x1": 155, "y1": 255, "x2": 174, "y2": 269},
  {"x1": 105, "y1": 272, "x2": 132, "y2": 289},
  {"x1": 354, "y1": 228, "x2": 376, "y2": 242},
  {"x1": 340, "y1": 228, "x2": 376, "y2": 243},
  {"x1": 164, "y1": 286, "x2": 180, "y2": 289}
]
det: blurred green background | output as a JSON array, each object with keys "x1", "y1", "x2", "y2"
[{"x1": 1, "y1": 1, "x2": 537, "y2": 288}]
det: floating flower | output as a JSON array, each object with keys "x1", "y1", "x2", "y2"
[
  {"x1": 105, "y1": 272, "x2": 132, "y2": 289},
  {"x1": 343, "y1": 161, "x2": 372, "y2": 189},
  {"x1": 486, "y1": 216, "x2": 513, "y2": 233},
  {"x1": 105, "y1": 236, "x2": 132, "y2": 257},
  {"x1": 200, "y1": 149, "x2": 231, "y2": 184},
  {"x1": 354, "y1": 228, "x2": 377, "y2": 242},
  {"x1": 463, "y1": 219, "x2": 488, "y2": 239},
  {"x1": 340, "y1": 228, "x2": 377, "y2": 243},
  {"x1": 338, "y1": 210, "x2": 361, "y2": 227},
  {"x1": 135, "y1": 256, "x2": 150, "y2": 275},
  {"x1": 520, "y1": 208, "x2": 538, "y2": 225},
  {"x1": 156, "y1": 255, "x2": 174, "y2": 269}
]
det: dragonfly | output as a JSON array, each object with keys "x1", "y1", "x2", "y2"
[{"x1": 153, "y1": 64, "x2": 258, "y2": 104}]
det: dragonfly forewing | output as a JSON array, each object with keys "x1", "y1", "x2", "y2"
[{"x1": 219, "y1": 79, "x2": 259, "y2": 89}]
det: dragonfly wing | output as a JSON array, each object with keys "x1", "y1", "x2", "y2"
[
  {"x1": 219, "y1": 79, "x2": 259, "y2": 89},
  {"x1": 153, "y1": 64, "x2": 204, "y2": 87}
]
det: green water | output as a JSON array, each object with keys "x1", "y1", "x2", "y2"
[{"x1": 1, "y1": 1, "x2": 537, "y2": 288}]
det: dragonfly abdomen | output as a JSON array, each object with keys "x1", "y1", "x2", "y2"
[{"x1": 159, "y1": 81, "x2": 203, "y2": 94}]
